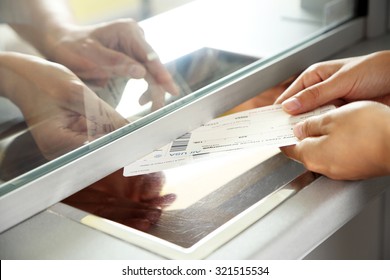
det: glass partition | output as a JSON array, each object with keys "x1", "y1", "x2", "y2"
[{"x1": 0, "y1": 0, "x2": 359, "y2": 196}]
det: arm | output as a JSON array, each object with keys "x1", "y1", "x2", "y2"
[{"x1": 2, "y1": 0, "x2": 74, "y2": 56}]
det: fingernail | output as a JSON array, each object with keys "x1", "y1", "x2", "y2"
[
  {"x1": 282, "y1": 98, "x2": 301, "y2": 112},
  {"x1": 147, "y1": 52, "x2": 159, "y2": 61},
  {"x1": 293, "y1": 122, "x2": 303, "y2": 139},
  {"x1": 129, "y1": 64, "x2": 146, "y2": 78}
]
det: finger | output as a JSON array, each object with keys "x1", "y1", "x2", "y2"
[
  {"x1": 139, "y1": 172, "x2": 165, "y2": 201},
  {"x1": 149, "y1": 82, "x2": 166, "y2": 111},
  {"x1": 116, "y1": 25, "x2": 179, "y2": 91},
  {"x1": 151, "y1": 88, "x2": 166, "y2": 111},
  {"x1": 275, "y1": 73, "x2": 321, "y2": 105},
  {"x1": 281, "y1": 139, "x2": 318, "y2": 166},
  {"x1": 281, "y1": 76, "x2": 347, "y2": 115},
  {"x1": 139, "y1": 74, "x2": 166, "y2": 110},
  {"x1": 110, "y1": 22, "x2": 179, "y2": 95},
  {"x1": 275, "y1": 61, "x2": 343, "y2": 105},
  {"x1": 138, "y1": 89, "x2": 151, "y2": 106},
  {"x1": 145, "y1": 58, "x2": 179, "y2": 95},
  {"x1": 126, "y1": 33, "x2": 179, "y2": 95},
  {"x1": 281, "y1": 137, "x2": 329, "y2": 177},
  {"x1": 280, "y1": 145, "x2": 302, "y2": 164},
  {"x1": 142, "y1": 193, "x2": 177, "y2": 208},
  {"x1": 275, "y1": 62, "x2": 344, "y2": 113},
  {"x1": 120, "y1": 218, "x2": 151, "y2": 231},
  {"x1": 72, "y1": 67, "x2": 109, "y2": 86},
  {"x1": 88, "y1": 43, "x2": 147, "y2": 79},
  {"x1": 293, "y1": 113, "x2": 331, "y2": 140}
]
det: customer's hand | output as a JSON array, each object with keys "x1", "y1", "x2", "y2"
[
  {"x1": 281, "y1": 101, "x2": 390, "y2": 180},
  {"x1": 275, "y1": 51, "x2": 390, "y2": 114},
  {"x1": 0, "y1": 52, "x2": 127, "y2": 159},
  {"x1": 42, "y1": 20, "x2": 178, "y2": 109}
]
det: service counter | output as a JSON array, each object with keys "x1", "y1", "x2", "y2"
[{"x1": 1, "y1": 0, "x2": 389, "y2": 260}]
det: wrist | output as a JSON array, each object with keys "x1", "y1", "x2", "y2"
[
  {"x1": 39, "y1": 23, "x2": 75, "y2": 59},
  {"x1": 9, "y1": 0, "x2": 75, "y2": 58},
  {"x1": 34, "y1": 1, "x2": 76, "y2": 58},
  {"x1": 0, "y1": 52, "x2": 39, "y2": 104}
]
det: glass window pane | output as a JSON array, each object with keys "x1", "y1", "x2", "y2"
[{"x1": 0, "y1": 0, "x2": 359, "y2": 194}]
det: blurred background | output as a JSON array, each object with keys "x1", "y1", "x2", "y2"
[{"x1": 68, "y1": 0, "x2": 195, "y2": 23}]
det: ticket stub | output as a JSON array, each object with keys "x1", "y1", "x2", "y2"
[{"x1": 123, "y1": 104, "x2": 334, "y2": 176}]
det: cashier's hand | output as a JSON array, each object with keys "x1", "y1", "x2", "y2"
[
  {"x1": 281, "y1": 101, "x2": 390, "y2": 180},
  {"x1": 275, "y1": 51, "x2": 390, "y2": 114},
  {"x1": 63, "y1": 170, "x2": 176, "y2": 231},
  {"x1": 43, "y1": 20, "x2": 179, "y2": 110},
  {"x1": 0, "y1": 52, "x2": 127, "y2": 160}
]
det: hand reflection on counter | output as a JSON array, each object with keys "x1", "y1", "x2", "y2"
[{"x1": 62, "y1": 170, "x2": 176, "y2": 232}]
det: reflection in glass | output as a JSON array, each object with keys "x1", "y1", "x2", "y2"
[
  {"x1": 0, "y1": 0, "x2": 358, "y2": 193},
  {"x1": 115, "y1": 48, "x2": 258, "y2": 120},
  {"x1": 0, "y1": 0, "x2": 189, "y2": 183}
]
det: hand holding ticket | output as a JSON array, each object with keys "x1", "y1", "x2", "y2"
[{"x1": 124, "y1": 104, "x2": 335, "y2": 176}]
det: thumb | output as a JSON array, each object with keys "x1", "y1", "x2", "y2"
[{"x1": 293, "y1": 115, "x2": 328, "y2": 140}]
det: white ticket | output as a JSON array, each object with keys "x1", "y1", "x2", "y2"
[{"x1": 123, "y1": 104, "x2": 334, "y2": 176}]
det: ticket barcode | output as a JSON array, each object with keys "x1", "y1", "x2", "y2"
[{"x1": 169, "y1": 133, "x2": 192, "y2": 152}]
